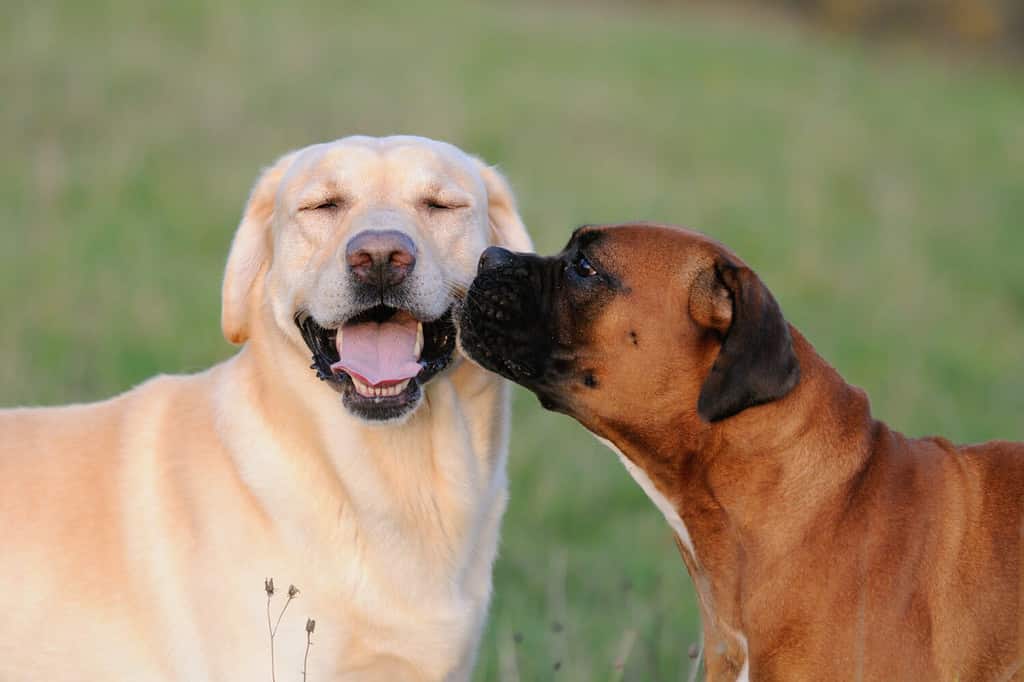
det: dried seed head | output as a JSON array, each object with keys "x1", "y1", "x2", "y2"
[
  {"x1": 288, "y1": 584, "x2": 300, "y2": 599},
  {"x1": 264, "y1": 578, "x2": 275, "y2": 596},
  {"x1": 306, "y1": 618, "x2": 316, "y2": 634}
]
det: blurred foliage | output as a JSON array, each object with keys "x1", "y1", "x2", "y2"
[
  {"x1": 2, "y1": 1, "x2": 1022, "y2": 680},
  {"x1": 765, "y1": 0, "x2": 1024, "y2": 53}
]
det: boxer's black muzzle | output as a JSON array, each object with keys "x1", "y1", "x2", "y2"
[
  {"x1": 458, "y1": 247, "x2": 572, "y2": 410},
  {"x1": 459, "y1": 232, "x2": 618, "y2": 413}
]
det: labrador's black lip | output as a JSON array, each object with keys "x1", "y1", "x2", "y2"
[
  {"x1": 296, "y1": 313, "x2": 340, "y2": 383},
  {"x1": 294, "y1": 305, "x2": 457, "y2": 421}
]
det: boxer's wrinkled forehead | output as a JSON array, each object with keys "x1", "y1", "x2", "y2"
[
  {"x1": 565, "y1": 225, "x2": 605, "y2": 248},
  {"x1": 562, "y1": 222, "x2": 721, "y2": 293},
  {"x1": 563, "y1": 226, "x2": 611, "y2": 267},
  {"x1": 567, "y1": 223, "x2": 644, "y2": 256}
]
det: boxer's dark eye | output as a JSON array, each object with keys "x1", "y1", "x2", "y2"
[{"x1": 573, "y1": 254, "x2": 598, "y2": 278}]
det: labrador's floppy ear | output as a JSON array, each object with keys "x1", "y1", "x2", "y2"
[
  {"x1": 474, "y1": 160, "x2": 533, "y2": 252},
  {"x1": 221, "y1": 151, "x2": 297, "y2": 345},
  {"x1": 691, "y1": 259, "x2": 800, "y2": 422}
]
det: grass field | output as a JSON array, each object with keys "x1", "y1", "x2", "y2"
[{"x1": 2, "y1": 1, "x2": 1023, "y2": 680}]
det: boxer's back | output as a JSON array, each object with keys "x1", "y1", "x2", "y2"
[{"x1": 863, "y1": 429, "x2": 1024, "y2": 680}]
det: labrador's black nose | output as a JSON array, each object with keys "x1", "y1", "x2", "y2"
[
  {"x1": 346, "y1": 230, "x2": 417, "y2": 288},
  {"x1": 478, "y1": 246, "x2": 517, "y2": 272}
]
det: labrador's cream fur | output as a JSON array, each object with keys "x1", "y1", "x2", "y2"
[{"x1": 0, "y1": 136, "x2": 532, "y2": 681}]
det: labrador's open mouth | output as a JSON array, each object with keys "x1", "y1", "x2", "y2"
[{"x1": 295, "y1": 305, "x2": 456, "y2": 421}]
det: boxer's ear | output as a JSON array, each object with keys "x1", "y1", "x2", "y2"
[
  {"x1": 693, "y1": 261, "x2": 800, "y2": 422},
  {"x1": 474, "y1": 160, "x2": 533, "y2": 253}
]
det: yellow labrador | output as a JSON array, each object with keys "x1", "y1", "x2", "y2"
[{"x1": 0, "y1": 136, "x2": 532, "y2": 681}]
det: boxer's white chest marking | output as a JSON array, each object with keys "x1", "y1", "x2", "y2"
[
  {"x1": 594, "y1": 436, "x2": 750, "y2": 682},
  {"x1": 735, "y1": 632, "x2": 750, "y2": 681},
  {"x1": 595, "y1": 436, "x2": 696, "y2": 558}
]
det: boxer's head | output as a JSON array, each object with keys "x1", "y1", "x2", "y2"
[{"x1": 457, "y1": 223, "x2": 800, "y2": 440}]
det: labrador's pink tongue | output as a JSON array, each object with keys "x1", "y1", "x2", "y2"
[{"x1": 330, "y1": 316, "x2": 421, "y2": 387}]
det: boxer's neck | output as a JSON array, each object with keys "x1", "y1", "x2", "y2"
[
  {"x1": 700, "y1": 330, "x2": 878, "y2": 553},
  {"x1": 597, "y1": 328, "x2": 878, "y2": 665}
]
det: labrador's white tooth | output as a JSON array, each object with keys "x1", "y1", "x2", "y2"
[
  {"x1": 414, "y1": 322, "x2": 424, "y2": 359},
  {"x1": 352, "y1": 376, "x2": 375, "y2": 398}
]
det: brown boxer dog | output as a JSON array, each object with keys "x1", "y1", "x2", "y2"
[{"x1": 457, "y1": 223, "x2": 1024, "y2": 681}]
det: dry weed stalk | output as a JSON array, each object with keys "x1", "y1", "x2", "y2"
[
  {"x1": 303, "y1": 619, "x2": 316, "y2": 682},
  {"x1": 264, "y1": 578, "x2": 302, "y2": 682}
]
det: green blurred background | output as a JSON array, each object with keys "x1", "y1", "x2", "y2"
[{"x1": 2, "y1": 1, "x2": 1022, "y2": 680}]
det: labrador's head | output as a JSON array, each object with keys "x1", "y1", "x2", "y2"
[{"x1": 222, "y1": 135, "x2": 531, "y2": 423}]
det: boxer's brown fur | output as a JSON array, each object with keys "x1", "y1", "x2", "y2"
[{"x1": 458, "y1": 223, "x2": 1024, "y2": 681}]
